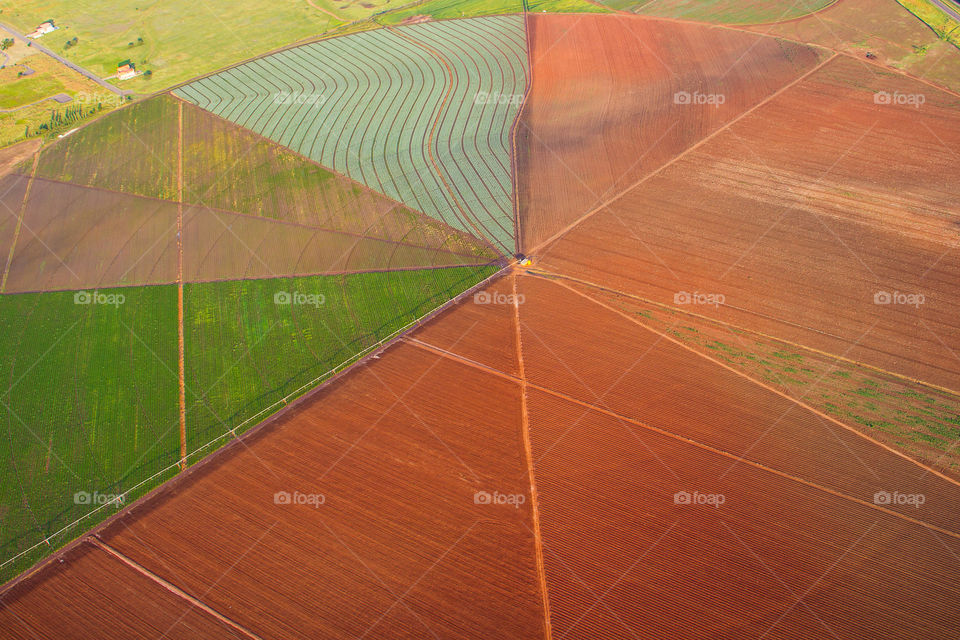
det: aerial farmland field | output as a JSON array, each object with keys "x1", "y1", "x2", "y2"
[{"x1": 2, "y1": 0, "x2": 960, "y2": 637}]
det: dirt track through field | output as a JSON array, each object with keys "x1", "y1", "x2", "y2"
[{"x1": 0, "y1": 154, "x2": 38, "y2": 293}]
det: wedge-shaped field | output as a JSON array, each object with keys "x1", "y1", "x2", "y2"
[
  {"x1": 2, "y1": 342, "x2": 545, "y2": 638},
  {"x1": 0, "y1": 286, "x2": 179, "y2": 583},
  {"x1": 0, "y1": 174, "x2": 30, "y2": 288},
  {"x1": 631, "y1": 0, "x2": 833, "y2": 23},
  {"x1": 516, "y1": 13, "x2": 827, "y2": 250},
  {"x1": 184, "y1": 265, "x2": 499, "y2": 453},
  {"x1": 538, "y1": 56, "x2": 960, "y2": 390},
  {"x1": 176, "y1": 16, "x2": 528, "y2": 254},
  {"x1": 3, "y1": 179, "x2": 180, "y2": 294},
  {"x1": 33, "y1": 95, "x2": 179, "y2": 201}
]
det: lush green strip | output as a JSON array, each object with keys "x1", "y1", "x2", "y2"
[
  {"x1": 0, "y1": 285, "x2": 179, "y2": 583},
  {"x1": 184, "y1": 265, "x2": 499, "y2": 450}
]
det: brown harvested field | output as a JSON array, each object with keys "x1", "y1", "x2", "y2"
[
  {"x1": 58, "y1": 342, "x2": 544, "y2": 639},
  {"x1": 182, "y1": 206, "x2": 492, "y2": 282},
  {"x1": 0, "y1": 174, "x2": 30, "y2": 278},
  {"x1": 0, "y1": 139, "x2": 40, "y2": 180},
  {"x1": 743, "y1": 0, "x2": 960, "y2": 94},
  {"x1": 181, "y1": 100, "x2": 496, "y2": 258},
  {"x1": 0, "y1": 542, "x2": 240, "y2": 639},
  {"x1": 527, "y1": 388, "x2": 960, "y2": 639},
  {"x1": 3, "y1": 178, "x2": 178, "y2": 293},
  {"x1": 409, "y1": 276, "x2": 521, "y2": 377},
  {"x1": 513, "y1": 274, "x2": 960, "y2": 531},
  {"x1": 536, "y1": 55, "x2": 960, "y2": 391},
  {"x1": 516, "y1": 13, "x2": 828, "y2": 250}
]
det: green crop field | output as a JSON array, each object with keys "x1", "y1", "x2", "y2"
[
  {"x1": 175, "y1": 15, "x2": 528, "y2": 255},
  {"x1": 35, "y1": 93, "x2": 179, "y2": 199},
  {"x1": 0, "y1": 285, "x2": 179, "y2": 583},
  {"x1": 377, "y1": 0, "x2": 605, "y2": 24},
  {"x1": 185, "y1": 265, "x2": 499, "y2": 448},
  {"x1": 630, "y1": 0, "x2": 834, "y2": 23}
]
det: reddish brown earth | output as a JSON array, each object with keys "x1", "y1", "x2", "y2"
[
  {"x1": 182, "y1": 206, "x2": 490, "y2": 282},
  {"x1": 0, "y1": 542, "x2": 240, "y2": 638},
  {"x1": 516, "y1": 13, "x2": 828, "y2": 250},
  {"x1": 536, "y1": 55, "x2": 960, "y2": 390},
  {"x1": 1, "y1": 342, "x2": 544, "y2": 639},
  {"x1": 0, "y1": 139, "x2": 40, "y2": 180},
  {"x1": 3, "y1": 178, "x2": 178, "y2": 293},
  {"x1": 0, "y1": 174, "x2": 30, "y2": 279}
]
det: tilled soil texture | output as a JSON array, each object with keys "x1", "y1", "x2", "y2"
[
  {"x1": 68, "y1": 343, "x2": 544, "y2": 640},
  {"x1": 516, "y1": 13, "x2": 827, "y2": 251},
  {"x1": 180, "y1": 101, "x2": 499, "y2": 259},
  {"x1": 2, "y1": 178, "x2": 178, "y2": 293},
  {"x1": 527, "y1": 388, "x2": 960, "y2": 640},
  {"x1": 514, "y1": 274, "x2": 960, "y2": 534},
  {"x1": 742, "y1": 0, "x2": 960, "y2": 95},
  {"x1": 537, "y1": 56, "x2": 960, "y2": 390},
  {"x1": 181, "y1": 206, "x2": 494, "y2": 283},
  {"x1": 0, "y1": 542, "x2": 239, "y2": 639},
  {"x1": 409, "y1": 275, "x2": 521, "y2": 377}
]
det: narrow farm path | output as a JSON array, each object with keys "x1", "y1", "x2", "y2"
[{"x1": 0, "y1": 153, "x2": 39, "y2": 293}]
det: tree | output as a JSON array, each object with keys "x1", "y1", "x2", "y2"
[{"x1": 1, "y1": 38, "x2": 13, "y2": 50}]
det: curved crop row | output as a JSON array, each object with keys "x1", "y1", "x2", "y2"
[{"x1": 175, "y1": 16, "x2": 528, "y2": 255}]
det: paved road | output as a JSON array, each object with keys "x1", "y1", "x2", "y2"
[{"x1": 0, "y1": 22, "x2": 125, "y2": 96}]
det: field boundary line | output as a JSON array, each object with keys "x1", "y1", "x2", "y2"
[
  {"x1": 528, "y1": 51, "x2": 840, "y2": 257},
  {"x1": 513, "y1": 271, "x2": 553, "y2": 640},
  {"x1": 0, "y1": 265, "x2": 509, "y2": 591},
  {"x1": 86, "y1": 538, "x2": 264, "y2": 639},
  {"x1": 525, "y1": 268, "x2": 960, "y2": 398},
  {"x1": 536, "y1": 272, "x2": 960, "y2": 491},
  {"x1": 0, "y1": 154, "x2": 39, "y2": 293},
  {"x1": 385, "y1": 26, "x2": 501, "y2": 253},
  {"x1": 404, "y1": 337, "x2": 520, "y2": 382},
  {"x1": 511, "y1": 5, "x2": 535, "y2": 256},
  {"x1": 177, "y1": 102, "x2": 187, "y2": 469},
  {"x1": 526, "y1": 269, "x2": 960, "y2": 400},
  {"x1": 404, "y1": 335, "x2": 960, "y2": 540}
]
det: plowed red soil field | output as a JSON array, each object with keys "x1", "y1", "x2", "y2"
[
  {"x1": 3, "y1": 178, "x2": 178, "y2": 293},
  {"x1": 537, "y1": 56, "x2": 960, "y2": 390},
  {"x1": 0, "y1": 542, "x2": 239, "y2": 639},
  {"x1": 516, "y1": 13, "x2": 827, "y2": 250},
  {"x1": 527, "y1": 389, "x2": 960, "y2": 639},
  {"x1": 12, "y1": 342, "x2": 543, "y2": 639},
  {"x1": 513, "y1": 274, "x2": 960, "y2": 532}
]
